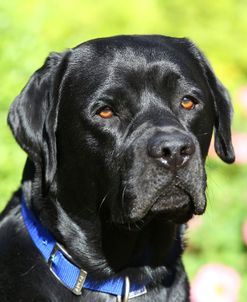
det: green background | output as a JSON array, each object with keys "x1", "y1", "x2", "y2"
[{"x1": 1, "y1": 0, "x2": 247, "y2": 300}]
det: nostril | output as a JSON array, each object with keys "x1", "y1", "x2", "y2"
[
  {"x1": 162, "y1": 147, "x2": 172, "y2": 158},
  {"x1": 180, "y1": 144, "x2": 195, "y2": 157}
]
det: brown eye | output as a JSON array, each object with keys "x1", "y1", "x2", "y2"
[
  {"x1": 180, "y1": 97, "x2": 196, "y2": 110},
  {"x1": 98, "y1": 107, "x2": 114, "y2": 119}
]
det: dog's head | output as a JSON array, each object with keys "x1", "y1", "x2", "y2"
[{"x1": 8, "y1": 35, "x2": 234, "y2": 227}]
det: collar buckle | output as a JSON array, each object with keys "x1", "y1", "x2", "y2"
[{"x1": 48, "y1": 243, "x2": 87, "y2": 295}]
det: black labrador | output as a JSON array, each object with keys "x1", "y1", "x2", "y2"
[{"x1": 0, "y1": 35, "x2": 235, "y2": 302}]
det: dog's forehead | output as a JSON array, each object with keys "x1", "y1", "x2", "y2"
[
  {"x1": 72, "y1": 35, "x2": 194, "y2": 73},
  {"x1": 68, "y1": 36, "x2": 204, "y2": 97}
]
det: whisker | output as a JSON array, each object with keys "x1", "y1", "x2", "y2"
[
  {"x1": 128, "y1": 221, "x2": 131, "y2": 231},
  {"x1": 121, "y1": 185, "x2": 127, "y2": 218},
  {"x1": 97, "y1": 193, "x2": 109, "y2": 214},
  {"x1": 196, "y1": 132, "x2": 210, "y2": 137},
  {"x1": 20, "y1": 264, "x2": 37, "y2": 277},
  {"x1": 134, "y1": 221, "x2": 142, "y2": 231}
]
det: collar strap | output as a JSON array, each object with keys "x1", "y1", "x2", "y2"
[{"x1": 21, "y1": 194, "x2": 147, "y2": 298}]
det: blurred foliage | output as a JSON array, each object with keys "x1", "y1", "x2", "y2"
[
  {"x1": 185, "y1": 160, "x2": 247, "y2": 300},
  {"x1": 0, "y1": 0, "x2": 247, "y2": 300}
]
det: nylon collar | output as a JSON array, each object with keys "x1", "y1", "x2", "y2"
[{"x1": 21, "y1": 194, "x2": 147, "y2": 298}]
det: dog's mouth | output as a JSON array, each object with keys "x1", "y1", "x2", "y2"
[
  {"x1": 150, "y1": 187, "x2": 195, "y2": 223},
  {"x1": 115, "y1": 186, "x2": 199, "y2": 231}
]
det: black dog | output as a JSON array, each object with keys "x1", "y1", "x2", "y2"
[{"x1": 0, "y1": 35, "x2": 235, "y2": 301}]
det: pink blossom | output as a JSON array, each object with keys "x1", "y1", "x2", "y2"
[
  {"x1": 191, "y1": 264, "x2": 241, "y2": 302},
  {"x1": 243, "y1": 219, "x2": 247, "y2": 245},
  {"x1": 208, "y1": 133, "x2": 247, "y2": 164},
  {"x1": 237, "y1": 86, "x2": 247, "y2": 116}
]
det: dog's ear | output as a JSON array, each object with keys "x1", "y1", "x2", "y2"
[
  {"x1": 8, "y1": 51, "x2": 69, "y2": 191},
  {"x1": 182, "y1": 40, "x2": 235, "y2": 163},
  {"x1": 209, "y1": 77, "x2": 235, "y2": 163}
]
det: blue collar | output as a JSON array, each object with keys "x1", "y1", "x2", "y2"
[{"x1": 21, "y1": 194, "x2": 147, "y2": 298}]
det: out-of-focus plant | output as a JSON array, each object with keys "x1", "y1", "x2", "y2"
[
  {"x1": 184, "y1": 157, "x2": 247, "y2": 300},
  {"x1": 243, "y1": 220, "x2": 247, "y2": 246},
  {"x1": 237, "y1": 86, "x2": 247, "y2": 117}
]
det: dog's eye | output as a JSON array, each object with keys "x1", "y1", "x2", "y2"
[
  {"x1": 97, "y1": 107, "x2": 114, "y2": 119},
  {"x1": 180, "y1": 97, "x2": 196, "y2": 110}
]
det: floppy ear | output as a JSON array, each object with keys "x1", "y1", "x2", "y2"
[
  {"x1": 183, "y1": 40, "x2": 235, "y2": 163},
  {"x1": 8, "y1": 51, "x2": 69, "y2": 191},
  {"x1": 207, "y1": 75, "x2": 235, "y2": 163}
]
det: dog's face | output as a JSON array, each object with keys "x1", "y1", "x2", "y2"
[{"x1": 8, "y1": 35, "x2": 235, "y2": 228}]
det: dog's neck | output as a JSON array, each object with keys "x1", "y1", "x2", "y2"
[
  {"x1": 101, "y1": 218, "x2": 181, "y2": 269},
  {"x1": 33, "y1": 194, "x2": 183, "y2": 285},
  {"x1": 22, "y1": 160, "x2": 184, "y2": 285}
]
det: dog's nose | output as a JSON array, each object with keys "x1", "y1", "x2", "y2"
[{"x1": 147, "y1": 132, "x2": 195, "y2": 170}]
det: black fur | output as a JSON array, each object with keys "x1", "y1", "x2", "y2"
[{"x1": 0, "y1": 35, "x2": 234, "y2": 301}]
